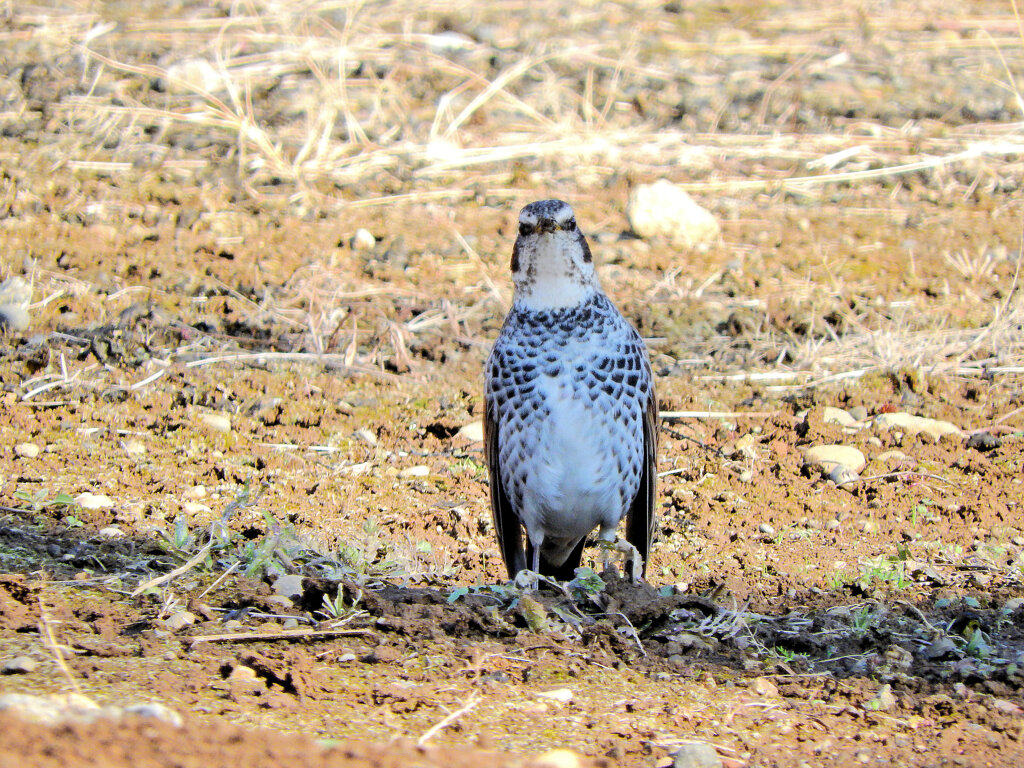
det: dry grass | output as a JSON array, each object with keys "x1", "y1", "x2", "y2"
[{"x1": 3, "y1": 0, "x2": 1024, "y2": 383}]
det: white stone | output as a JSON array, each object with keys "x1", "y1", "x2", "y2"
[
  {"x1": 399, "y1": 465, "x2": 429, "y2": 477},
  {"x1": 823, "y1": 407, "x2": 858, "y2": 427},
  {"x1": 75, "y1": 492, "x2": 113, "y2": 509},
  {"x1": 0, "y1": 693, "x2": 100, "y2": 724},
  {"x1": 184, "y1": 485, "x2": 207, "y2": 500},
  {"x1": 14, "y1": 442, "x2": 40, "y2": 458},
  {"x1": 198, "y1": 413, "x2": 232, "y2": 433},
  {"x1": 122, "y1": 440, "x2": 146, "y2": 456},
  {"x1": 2, "y1": 655, "x2": 38, "y2": 674},
  {"x1": 182, "y1": 501, "x2": 212, "y2": 515},
  {"x1": 533, "y1": 748, "x2": 584, "y2": 768},
  {"x1": 876, "y1": 450, "x2": 909, "y2": 463},
  {"x1": 0, "y1": 277, "x2": 32, "y2": 332},
  {"x1": 164, "y1": 59, "x2": 227, "y2": 95},
  {"x1": 122, "y1": 702, "x2": 183, "y2": 726},
  {"x1": 627, "y1": 180, "x2": 720, "y2": 250},
  {"x1": 536, "y1": 688, "x2": 573, "y2": 703},
  {"x1": 164, "y1": 611, "x2": 196, "y2": 631},
  {"x1": 456, "y1": 421, "x2": 484, "y2": 442},
  {"x1": 98, "y1": 526, "x2": 124, "y2": 539},
  {"x1": 351, "y1": 228, "x2": 376, "y2": 251},
  {"x1": 803, "y1": 445, "x2": 866, "y2": 473},
  {"x1": 874, "y1": 412, "x2": 963, "y2": 441}
]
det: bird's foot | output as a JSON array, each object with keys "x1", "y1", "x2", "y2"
[
  {"x1": 597, "y1": 539, "x2": 644, "y2": 583},
  {"x1": 512, "y1": 569, "x2": 542, "y2": 592}
]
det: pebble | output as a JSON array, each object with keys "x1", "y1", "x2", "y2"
[
  {"x1": 804, "y1": 444, "x2": 867, "y2": 473},
  {"x1": 182, "y1": 501, "x2": 212, "y2": 516},
  {"x1": 849, "y1": 405, "x2": 869, "y2": 421},
  {"x1": 351, "y1": 228, "x2": 376, "y2": 251},
  {"x1": 2, "y1": 656, "x2": 38, "y2": 674},
  {"x1": 122, "y1": 702, "x2": 183, "y2": 726},
  {"x1": 867, "y1": 684, "x2": 897, "y2": 711},
  {"x1": 0, "y1": 276, "x2": 32, "y2": 331},
  {"x1": 164, "y1": 610, "x2": 196, "y2": 631},
  {"x1": 874, "y1": 412, "x2": 963, "y2": 441},
  {"x1": 827, "y1": 464, "x2": 860, "y2": 486},
  {"x1": 456, "y1": 420, "x2": 484, "y2": 442},
  {"x1": 185, "y1": 485, "x2": 208, "y2": 500},
  {"x1": 673, "y1": 741, "x2": 723, "y2": 768},
  {"x1": 536, "y1": 688, "x2": 573, "y2": 703},
  {"x1": 97, "y1": 526, "x2": 124, "y2": 539},
  {"x1": 14, "y1": 442, "x2": 40, "y2": 458},
  {"x1": 75, "y1": 492, "x2": 113, "y2": 509},
  {"x1": 627, "y1": 179, "x2": 720, "y2": 250},
  {"x1": 759, "y1": 523, "x2": 776, "y2": 536},
  {"x1": 228, "y1": 665, "x2": 257, "y2": 681},
  {"x1": 823, "y1": 406, "x2": 857, "y2": 427},
  {"x1": 533, "y1": 748, "x2": 583, "y2": 768},
  {"x1": 163, "y1": 58, "x2": 225, "y2": 94},
  {"x1": 876, "y1": 450, "x2": 909, "y2": 463},
  {"x1": 354, "y1": 428, "x2": 378, "y2": 446},
  {"x1": 399, "y1": 465, "x2": 429, "y2": 477},
  {"x1": 966, "y1": 432, "x2": 1001, "y2": 452},
  {"x1": 198, "y1": 413, "x2": 232, "y2": 434},
  {"x1": 272, "y1": 574, "x2": 305, "y2": 599},
  {"x1": 122, "y1": 439, "x2": 146, "y2": 456},
  {"x1": 0, "y1": 693, "x2": 99, "y2": 724}
]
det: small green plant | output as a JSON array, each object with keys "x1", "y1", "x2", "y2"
[
  {"x1": 13, "y1": 489, "x2": 79, "y2": 512},
  {"x1": 769, "y1": 645, "x2": 805, "y2": 664},
  {"x1": 851, "y1": 605, "x2": 874, "y2": 632},
  {"x1": 857, "y1": 547, "x2": 913, "y2": 592}
]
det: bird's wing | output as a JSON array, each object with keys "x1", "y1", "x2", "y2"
[
  {"x1": 484, "y1": 397, "x2": 526, "y2": 579},
  {"x1": 625, "y1": 383, "x2": 658, "y2": 576}
]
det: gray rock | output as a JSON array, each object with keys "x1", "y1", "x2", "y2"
[
  {"x1": 673, "y1": 742, "x2": 723, "y2": 768},
  {"x1": 164, "y1": 610, "x2": 196, "y2": 631},
  {"x1": 966, "y1": 432, "x2": 1001, "y2": 452},
  {"x1": 272, "y1": 574, "x2": 305, "y2": 600},
  {"x1": 2, "y1": 656, "x2": 38, "y2": 674}
]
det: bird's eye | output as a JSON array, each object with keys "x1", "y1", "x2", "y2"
[
  {"x1": 518, "y1": 222, "x2": 534, "y2": 236},
  {"x1": 565, "y1": 218, "x2": 577, "y2": 230}
]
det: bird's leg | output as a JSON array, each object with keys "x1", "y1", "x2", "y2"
[
  {"x1": 511, "y1": 542, "x2": 543, "y2": 592},
  {"x1": 513, "y1": 569, "x2": 540, "y2": 592}
]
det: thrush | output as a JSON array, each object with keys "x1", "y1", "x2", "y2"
[{"x1": 484, "y1": 199, "x2": 658, "y2": 581}]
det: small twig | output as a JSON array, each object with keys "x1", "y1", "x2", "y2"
[
  {"x1": 131, "y1": 543, "x2": 211, "y2": 596},
  {"x1": 416, "y1": 693, "x2": 482, "y2": 745},
  {"x1": 196, "y1": 561, "x2": 240, "y2": 600},
  {"x1": 38, "y1": 597, "x2": 82, "y2": 694}
]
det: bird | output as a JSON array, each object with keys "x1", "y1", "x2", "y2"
[{"x1": 484, "y1": 199, "x2": 658, "y2": 582}]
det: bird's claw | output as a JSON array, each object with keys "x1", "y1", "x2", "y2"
[{"x1": 512, "y1": 569, "x2": 542, "y2": 592}]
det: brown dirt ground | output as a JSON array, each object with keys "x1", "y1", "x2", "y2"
[{"x1": 2, "y1": 1, "x2": 1024, "y2": 767}]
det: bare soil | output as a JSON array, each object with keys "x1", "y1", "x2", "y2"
[{"x1": 2, "y1": 1, "x2": 1024, "y2": 767}]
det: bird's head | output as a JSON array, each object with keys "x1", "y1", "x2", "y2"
[{"x1": 510, "y1": 199, "x2": 599, "y2": 309}]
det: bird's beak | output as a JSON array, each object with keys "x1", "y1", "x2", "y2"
[{"x1": 536, "y1": 217, "x2": 557, "y2": 234}]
